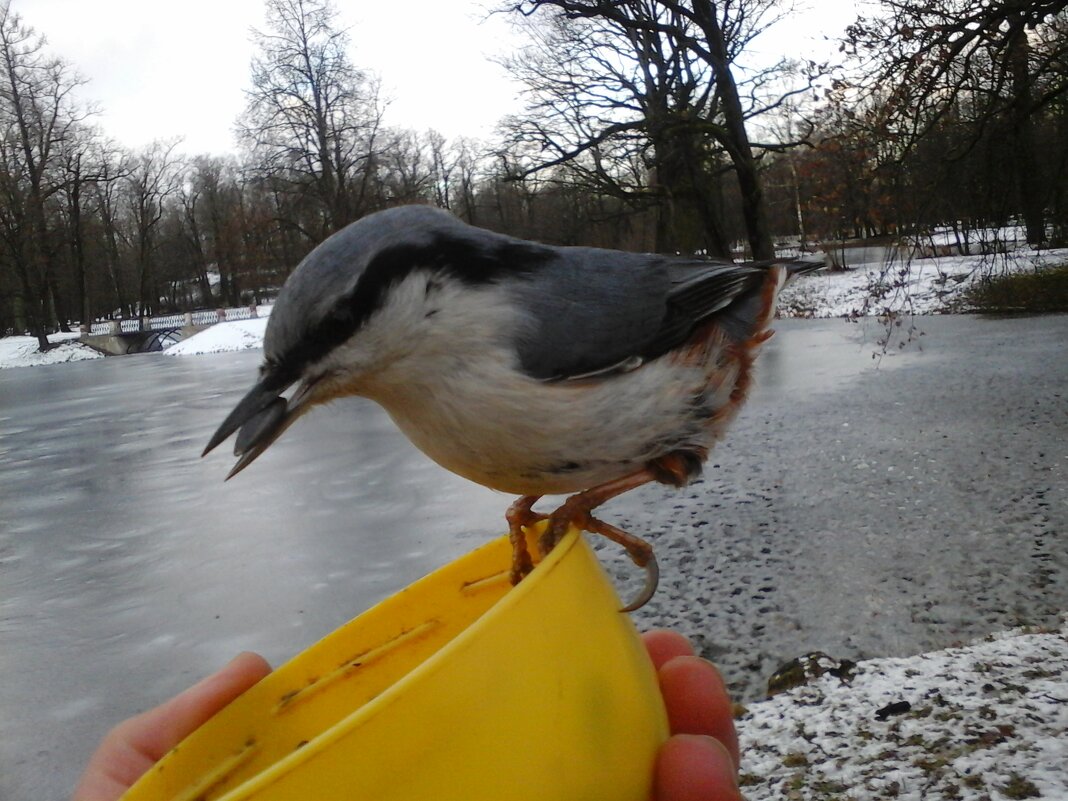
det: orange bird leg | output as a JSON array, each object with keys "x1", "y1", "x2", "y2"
[
  {"x1": 584, "y1": 516, "x2": 660, "y2": 612},
  {"x1": 505, "y1": 494, "x2": 544, "y2": 585},
  {"x1": 540, "y1": 468, "x2": 662, "y2": 611}
]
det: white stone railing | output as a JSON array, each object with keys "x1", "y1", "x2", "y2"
[{"x1": 87, "y1": 306, "x2": 260, "y2": 335}]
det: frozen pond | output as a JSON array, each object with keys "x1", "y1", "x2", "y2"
[{"x1": 2, "y1": 316, "x2": 1066, "y2": 800}]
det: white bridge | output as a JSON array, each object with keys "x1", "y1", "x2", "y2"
[
  {"x1": 80, "y1": 306, "x2": 266, "y2": 355},
  {"x1": 87, "y1": 306, "x2": 262, "y2": 335}
]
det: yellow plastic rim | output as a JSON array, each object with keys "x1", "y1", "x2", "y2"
[{"x1": 121, "y1": 525, "x2": 668, "y2": 801}]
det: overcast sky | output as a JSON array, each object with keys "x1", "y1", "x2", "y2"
[
  {"x1": 18, "y1": 0, "x2": 526, "y2": 154},
  {"x1": 17, "y1": 0, "x2": 855, "y2": 157}
]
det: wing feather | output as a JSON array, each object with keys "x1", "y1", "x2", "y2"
[{"x1": 508, "y1": 245, "x2": 820, "y2": 382}]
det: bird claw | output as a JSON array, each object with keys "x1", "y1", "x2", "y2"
[
  {"x1": 509, "y1": 473, "x2": 664, "y2": 611},
  {"x1": 538, "y1": 512, "x2": 575, "y2": 561},
  {"x1": 619, "y1": 550, "x2": 659, "y2": 613},
  {"x1": 538, "y1": 500, "x2": 660, "y2": 612},
  {"x1": 577, "y1": 513, "x2": 659, "y2": 612},
  {"x1": 506, "y1": 495, "x2": 543, "y2": 586}
]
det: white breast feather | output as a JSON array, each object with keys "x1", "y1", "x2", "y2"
[{"x1": 318, "y1": 270, "x2": 753, "y2": 496}]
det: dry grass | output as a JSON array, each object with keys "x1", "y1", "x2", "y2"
[{"x1": 965, "y1": 263, "x2": 1068, "y2": 313}]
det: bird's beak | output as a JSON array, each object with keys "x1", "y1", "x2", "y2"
[{"x1": 202, "y1": 377, "x2": 317, "y2": 480}]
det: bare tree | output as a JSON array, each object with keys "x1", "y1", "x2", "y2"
[
  {"x1": 124, "y1": 140, "x2": 180, "y2": 326},
  {"x1": 453, "y1": 138, "x2": 489, "y2": 224},
  {"x1": 427, "y1": 129, "x2": 455, "y2": 210},
  {"x1": 57, "y1": 125, "x2": 101, "y2": 329},
  {"x1": 176, "y1": 162, "x2": 214, "y2": 308},
  {"x1": 504, "y1": 0, "x2": 817, "y2": 258},
  {"x1": 0, "y1": 2, "x2": 89, "y2": 347},
  {"x1": 381, "y1": 128, "x2": 432, "y2": 203},
  {"x1": 428, "y1": 135, "x2": 490, "y2": 224},
  {"x1": 88, "y1": 139, "x2": 134, "y2": 317},
  {"x1": 844, "y1": 0, "x2": 1068, "y2": 244},
  {"x1": 238, "y1": 0, "x2": 385, "y2": 237}
]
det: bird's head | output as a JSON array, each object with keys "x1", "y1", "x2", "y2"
[
  {"x1": 202, "y1": 205, "x2": 460, "y2": 478},
  {"x1": 201, "y1": 205, "x2": 552, "y2": 478}
]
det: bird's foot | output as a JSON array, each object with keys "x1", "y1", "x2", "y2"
[
  {"x1": 505, "y1": 495, "x2": 545, "y2": 586},
  {"x1": 542, "y1": 495, "x2": 660, "y2": 612}
]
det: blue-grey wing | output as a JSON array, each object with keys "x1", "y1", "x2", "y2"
[
  {"x1": 508, "y1": 249, "x2": 777, "y2": 381},
  {"x1": 506, "y1": 248, "x2": 669, "y2": 380},
  {"x1": 645, "y1": 260, "x2": 771, "y2": 358}
]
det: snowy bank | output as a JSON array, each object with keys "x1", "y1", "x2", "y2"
[
  {"x1": 0, "y1": 309, "x2": 272, "y2": 369},
  {"x1": 0, "y1": 332, "x2": 102, "y2": 369},
  {"x1": 164, "y1": 316, "x2": 270, "y2": 356},
  {"x1": 778, "y1": 248, "x2": 1068, "y2": 318},
  {"x1": 738, "y1": 620, "x2": 1068, "y2": 801},
  {"x1": 3, "y1": 246, "x2": 1066, "y2": 369}
]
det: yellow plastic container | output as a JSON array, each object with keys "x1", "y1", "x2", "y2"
[{"x1": 121, "y1": 524, "x2": 669, "y2": 801}]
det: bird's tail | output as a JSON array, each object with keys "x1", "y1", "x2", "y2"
[
  {"x1": 711, "y1": 256, "x2": 821, "y2": 346},
  {"x1": 782, "y1": 256, "x2": 825, "y2": 279}
]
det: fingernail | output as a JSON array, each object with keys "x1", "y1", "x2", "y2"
[{"x1": 680, "y1": 734, "x2": 740, "y2": 788}]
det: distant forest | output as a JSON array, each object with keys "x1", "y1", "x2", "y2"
[{"x1": 1, "y1": 0, "x2": 1065, "y2": 348}]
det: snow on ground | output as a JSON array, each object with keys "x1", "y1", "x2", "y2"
[
  {"x1": 3, "y1": 246, "x2": 1065, "y2": 370},
  {"x1": 164, "y1": 315, "x2": 270, "y2": 356},
  {"x1": 738, "y1": 619, "x2": 1068, "y2": 801},
  {"x1": 778, "y1": 247, "x2": 1068, "y2": 318},
  {"x1": 0, "y1": 332, "x2": 102, "y2": 369}
]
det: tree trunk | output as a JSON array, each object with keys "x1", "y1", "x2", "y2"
[
  {"x1": 68, "y1": 178, "x2": 90, "y2": 327},
  {"x1": 1007, "y1": 24, "x2": 1045, "y2": 246},
  {"x1": 8, "y1": 248, "x2": 49, "y2": 348},
  {"x1": 691, "y1": 0, "x2": 774, "y2": 260}
]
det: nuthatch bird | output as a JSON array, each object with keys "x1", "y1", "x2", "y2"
[{"x1": 203, "y1": 205, "x2": 821, "y2": 610}]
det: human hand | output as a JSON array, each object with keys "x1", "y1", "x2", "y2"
[
  {"x1": 71, "y1": 652, "x2": 271, "y2": 801},
  {"x1": 644, "y1": 630, "x2": 742, "y2": 801},
  {"x1": 72, "y1": 633, "x2": 739, "y2": 801}
]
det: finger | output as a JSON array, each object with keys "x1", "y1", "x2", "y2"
[
  {"x1": 642, "y1": 629, "x2": 696, "y2": 670},
  {"x1": 658, "y1": 655, "x2": 739, "y2": 769},
  {"x1": 654, "y1": 735, "x2": 742, "y2": 801},
  {"x1": 72, "y1": 653, "x2": 271, "y2": 801},
  {"x1": 121, "y1": 652, "x2": 272, "y2": 762}
]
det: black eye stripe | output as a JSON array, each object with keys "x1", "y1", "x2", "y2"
[{"x1": 269, "y1": 234, "x2": 551, "y2": 381}]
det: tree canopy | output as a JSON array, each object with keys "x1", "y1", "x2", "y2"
[{"x1": 0, "y1": 0, "x2": 1064, "y2": 347}]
